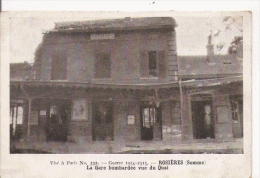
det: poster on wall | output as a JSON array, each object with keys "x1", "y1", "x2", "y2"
[{"x1": 72, "y1": 99, "x2": 87, "y2": 120}]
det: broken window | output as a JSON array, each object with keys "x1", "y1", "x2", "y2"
[
  {"x1": 142, "y1": 108, "x2": 157, "y2": 128},
  {"x1": 140, "y1": 51, "x2": 166, "y2": 78},
  {"x1": 94, "y1": 52, "x2": 111, "y2": 78},
  {"x1": 51, "y1": 51, "x2": 67, "y2": 80},
  {"x1": 230, "y1": 101, "x2": 239, "y2": 121}
]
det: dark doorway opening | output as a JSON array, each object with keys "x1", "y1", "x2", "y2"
[
  {"x1": 46, "y1": 99, "x2": 71, "y2": 142},
  {"x1": 230, "y1": 94, "x2": 243, "y2": 138},
  {"x1": 140, "y1": 103, "x2": 162, "y2": 141},
  {"x1": 10, "y1": 99, "x2": 26, "y2": 140},
  {"x1": 92, "y1": 101, "x2": 114, "y2": 141},
  {"x1": 191, "y1": 94, "x2": 214, "y2": 139}
]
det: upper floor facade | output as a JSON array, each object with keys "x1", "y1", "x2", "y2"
[{"x1": 33, "y1": 17, "x2": 178, "y2": 84}]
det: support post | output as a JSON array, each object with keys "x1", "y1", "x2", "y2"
[
  {"x1": 14, "y1": 105, "x2": 18, "y2": 136},
  {"x1": 178, "y1": 79, "x2": 183, "y2": 122},
  {"x1": 27, "y1": 98, "x2": 32, "y2": 139},
  {"x1": 154, "y1": 89, "x2": 160, "y2": 107}
]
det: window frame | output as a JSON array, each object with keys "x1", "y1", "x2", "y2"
[
  {"x1": 148, "y1": 51, "x2": 158, "y2": 78},
  {"x1": 140, "y1": 50, "x2": 166, "y2": 79}
]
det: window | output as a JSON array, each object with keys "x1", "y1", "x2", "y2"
[
  {"x1": 230, "y1": 101, "x2": 239, "y2": 121},
  {"x1": 148, "y1": 51, "x2": 158, "y2": 77},
  {"x1": 140, "y1": 51, "x2": 166, "y2": 78},
  {"x1": 10, "y1": 106, "x2": 23, "y2": 125},
  {"x1": 51, "y1": 51, "x2": 67, "y2": 80},
  {"x1": 94, "y1": 52, "x2": 111, "y2": 78},
  {"x1": 142, "y1": 108, "x2": 157, "y2": 128}
]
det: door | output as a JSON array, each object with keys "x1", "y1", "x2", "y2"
[
  {"x1": 92, "y1": 101, "x2": 114, "y2": 141},
  {"x1": 46, "y1": 100, "x2": 70, "y2": 141},
  {"x1": 191, "y1": 94, "x2": 214, "y2": 139},
  {"x1": 140, "y1": 105, "x2": 162, "y2": 141},
  {"x1": 230, "y1": 95, "x2": 243, "y2": 138}
]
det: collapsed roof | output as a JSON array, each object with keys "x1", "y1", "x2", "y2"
[{"x1": 45, "y1": 17, "x2": 177, "y2": 33}]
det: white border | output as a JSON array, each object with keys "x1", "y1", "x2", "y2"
[{"x1": 1, "y1": 1, "x2": 259, "y2": 178}]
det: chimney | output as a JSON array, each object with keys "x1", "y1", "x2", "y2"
[
  {"x1": 124, "y1": 17, "x2": 132, "y2": 26},
  {"x1": 124, "y1": 17, "x2": 131, "y2": 22},
  {"x1": 206, "y1": 32, "x2": 215, "y2": 63}
]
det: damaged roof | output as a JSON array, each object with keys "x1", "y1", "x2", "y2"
[
  {"x1": 178, "y1": 54, "x2": 243, "y2": 79},
  {"x1": 46, "y1": 17, "x2": 177, "y2": 33},
  {"x1": 10, "y1": 62, "x2": 33, "y2": 81},
  {"x1": 10, "y1": 76, "x2": 242, "y2": 90}
]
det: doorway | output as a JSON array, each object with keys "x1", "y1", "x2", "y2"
[
  {"x1": 46, "y1": 99, "x2": 71, "y2": 142},
  {"x1": 230, "y1": 94, "x2": 243, "y2": 138},
  {"x1": 92, "y1": 101, "x2": 114, "y2": 141},
  {"x1": 140, "y1": 104, "x2": 162, "y2": 141},
  {"x1": 191, "y1": 94, "x2": 214, "y2": 139}
]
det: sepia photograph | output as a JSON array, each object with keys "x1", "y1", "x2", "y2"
[
  {"x1": 9, "y1": 13, "x2": 245, "y2": 154},
  {"x1": 1, "y1": 1, "x2": 258, "y2": 178}
]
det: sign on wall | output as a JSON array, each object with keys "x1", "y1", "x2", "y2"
[
  {"x1": 91, "y1": 33, "x2": 115, "y2": 40},
  {"x1": 40, "y1": 110, "x2": 46, "y2": 116},
  {"x1": 72, "y1": 100, "x2": 87, "y2": 121},
  {"x1": 127, "y1": 115, "x2": 135, "y2": 125}
]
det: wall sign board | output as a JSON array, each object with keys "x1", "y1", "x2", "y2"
[
  {"x1": 127, "y1": 115, "x2": 135, "y2": 125},
  {"x1": 91, "y1": 33, "x2": 115, "y2": 40},
  {"x1": 40, "y1": 110, "x2": 46, "y2": 116}
]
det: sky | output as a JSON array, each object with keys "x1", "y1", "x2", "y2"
[{"x1": 6, "y1": 11, "x2": 243, "y2": 64}]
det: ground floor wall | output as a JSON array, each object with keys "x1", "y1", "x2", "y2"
[
  {"x1": 181, "y1": 82, "x2": 243, "y2": 141},
  {"x1": 10, "y1": 82, "x2": 243, "y2": 144}
]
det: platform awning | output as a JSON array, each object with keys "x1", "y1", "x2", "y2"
[
  {"x1": 10, "y1": 76, "x2": 242, "y2": 90},
  {"x1": 180, "y1": 76, "x2": 242, "y2": 87},
  {"x1": 10, "y1": 80, "x2": 180, "y2": 90}
]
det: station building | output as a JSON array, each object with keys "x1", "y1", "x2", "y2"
[{"x1": 10, "y1": 17, "x2": 243, "y2": 148}]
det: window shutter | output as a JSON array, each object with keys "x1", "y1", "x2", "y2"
[
  {"x1": 140, "y1": 51, "x2": 148, "y2": 77},
  {"x1": 158, "y1": 51, "x2": 166, "y2": 78}
]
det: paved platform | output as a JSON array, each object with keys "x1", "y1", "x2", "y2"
[{"x1": 11, "y1": 138, "x2": 243, "y2": 154}]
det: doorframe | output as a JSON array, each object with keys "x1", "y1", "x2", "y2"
[
  {"x1": 188, "y1": 90, "x2": 215, "y2": 139},
  {"x1": 139, "y1": 102, "x2": 162, "y2": 141},
  {"x1": 92, "y1": 99, "x2": 114, "y2": 141},
  {"x1": 45, "y1": 99, "x2": 71, "y2": 142},
  {"x1": 229, "y1": 94, "x2": 243, "y2": 138}
]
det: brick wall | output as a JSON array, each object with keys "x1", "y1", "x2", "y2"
[
  {"x1": 161, "y1": 101, "x2": 182, "y2": 141},
  {"x1": 214, "y1": 94, "x2": 233, "y2": 140}
]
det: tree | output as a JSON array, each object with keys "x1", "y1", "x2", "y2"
[{"x1": 212, "y1": 16, "x2": 243, "y2": 56}]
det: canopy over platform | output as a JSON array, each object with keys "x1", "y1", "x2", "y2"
[{"x1": 11, "y1": 76, "x2": 242, "y2": 90}]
